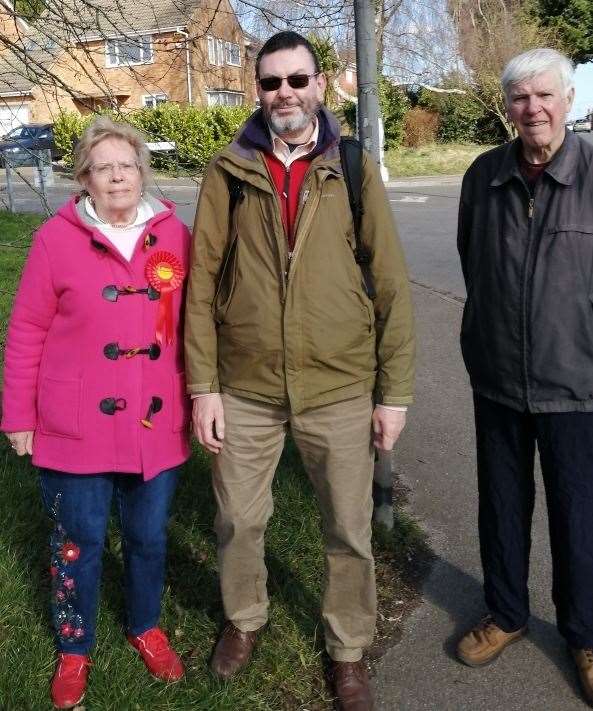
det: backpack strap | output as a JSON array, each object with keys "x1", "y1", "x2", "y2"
[
  {"x1": 227, "y1": 173, "x2": 244, "y2": 215},
  {"x1": 339, "y1": 137, "x2": 376, "y2": 300}
]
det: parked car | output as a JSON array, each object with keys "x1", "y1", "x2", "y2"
[
  {"x1": 573, "y1": 118, "x2": 592, "y2": 133},
  {"x1": 565, "y1": 120, "x2": 575, "y2": 131},
  {"x1": 0, "y1": 123, "x2": 62, "y2": 167}
]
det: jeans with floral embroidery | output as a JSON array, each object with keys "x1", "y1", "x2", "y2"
[{"x1": 38, "y1": 467, "x2": 179, "y2": 654}]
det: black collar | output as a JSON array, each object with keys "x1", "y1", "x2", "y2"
[{"x1": 490, "y1": 130, "x2": 579, "y2": 187}]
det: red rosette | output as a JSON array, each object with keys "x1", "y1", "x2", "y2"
[{"x1": 145, "y1": 251, "x2": 185, "y2": 345}]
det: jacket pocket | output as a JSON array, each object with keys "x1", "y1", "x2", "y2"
[
  {"x1": 544, "y1": 224, "x2": 593, "y2": 236},
  {"x1": 213, "y1": 236, "x2": 238, "y2": 324},
  {"x1": 38, "y1": 377, "x2": 82, "y2": 439},
  {"x1": 172, "y1": 372, "x2": 191, "y2": 432},
  {"x1": 540, "y1": 226, "x2": 593, "y2": 296}
]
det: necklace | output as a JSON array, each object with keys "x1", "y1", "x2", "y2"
[
  {"x1": 109, "y1": 215, "x2": 137, "y2": 229},
  {"x1": 89, "y1": 197, "x2": 138, "y2": 228}
]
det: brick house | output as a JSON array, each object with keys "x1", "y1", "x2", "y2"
[{"x1": 0, "y1": 0, "x2": 256, "y2": 133}]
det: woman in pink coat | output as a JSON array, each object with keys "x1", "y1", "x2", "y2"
[{"x1": 1, "y1": 116, "x2": 191, "y2": 708}]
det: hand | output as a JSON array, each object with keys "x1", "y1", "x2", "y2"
[
  {"x1": 192, "y1": 393, "x2": 225, "y2": 454},
  {"x1": 372, "y1": 408, "x2": 406, "y2": 451},
  {"x1": 6, "y1": 431, "x2": 34, "y2": 456}
]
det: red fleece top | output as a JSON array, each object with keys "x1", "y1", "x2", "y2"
[{"x1": 263, "y1": 153, "x2": 312, "y2": 251}]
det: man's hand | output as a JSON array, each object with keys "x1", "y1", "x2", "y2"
[
  {"x1": 6, "y1": 431, "x2": 34, "y2": 456},
  {"x1": 192, "y1": 394, "x2": 225, "y2": 454},
  {"x1": 372, "y1": 408, "x2": 406, "y2": 451}
]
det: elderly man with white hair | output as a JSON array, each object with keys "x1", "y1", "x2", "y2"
[{"x1": 456, "y1": 47, "x2": 593, "y2": 702}]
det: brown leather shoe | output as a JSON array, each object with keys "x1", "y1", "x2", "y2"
[
  {"x1": 572, "y1": 648, "x2": 593, "y2": 706},
  {"x1": 457, "y1": 615, "x2": 527, "y2": 667},
  {"x1": 210, "y1": 622, "x2": 262, "y2": 680},
  {"x1": 331, "y1": 660, "x2": 374, "y2": 711}
]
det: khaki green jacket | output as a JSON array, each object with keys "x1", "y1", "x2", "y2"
[{"x1": 185, "y1": 109, "x2": 415, "y2": 414}]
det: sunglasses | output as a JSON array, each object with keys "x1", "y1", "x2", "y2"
[{"x1": 258, "y1": 72, "x2": 319, "y2": 92}]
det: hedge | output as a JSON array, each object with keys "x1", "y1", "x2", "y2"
[
  {"x1": 403, "y1": 108, "x2": 439, "y2": 147},
  {"x1": 53, "y1": 103, "x2": 254, "y2": 173},
  {"x1": 417, "y1": 87, "x2": 505, "y2": 145},
  {"x1": 342, "y1": 77, "x2": 410, "y2": 150}
]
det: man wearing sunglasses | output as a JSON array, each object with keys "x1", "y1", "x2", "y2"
[{"x1": 185, "y1": 30, "x2": 414, "y2": 710}]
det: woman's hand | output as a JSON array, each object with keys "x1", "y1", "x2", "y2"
[{"x1": 6, "y1": 431, "x2": 34, "y2": 456}]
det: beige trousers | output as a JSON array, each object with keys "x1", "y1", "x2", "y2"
[{"x1": 212, "y1": 392, "x2": 376, "y2": 662}]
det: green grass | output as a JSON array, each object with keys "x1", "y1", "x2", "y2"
[
  {"x1": 0, "y1": 211, "x2": 44, "y2": 389},
  {"x1": 0, "y1": 440, "x2": 432, "y2": 710},
  {"x1": 384, "y1": 142, "x2": 496, "y2": 178},
  {"x1": 0, "y1": 211, "x2": 432, "y2": 709}
]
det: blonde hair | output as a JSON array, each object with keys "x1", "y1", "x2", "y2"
[{"x1": 73, "y1": 115, "x2": 151, "y2": 187}]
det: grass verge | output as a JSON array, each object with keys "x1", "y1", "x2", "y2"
[
  {"x1": 0, "y1": 211, "x2": 44, "y2": 388},
  {"x1": 384, "y1": 143, "x2": 496, "y2": 178},
  {"x1": 0, "y1": 211, "x2": 433, "y2": 709},
  {"x1": 0, "y1": 441, "x2": 433, "y2": 710}
]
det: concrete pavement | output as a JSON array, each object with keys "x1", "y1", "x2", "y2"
[{"x1": 371, "y1": 283, "x2": 589, "y2": 709}]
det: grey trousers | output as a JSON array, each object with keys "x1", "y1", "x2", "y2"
[{"x1": 212, "y1": 392, "x2": 376, "y2": 662}]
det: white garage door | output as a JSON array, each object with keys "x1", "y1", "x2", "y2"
[{"x1": 0, "y1": 104, "x2": 30, "y2": 136}]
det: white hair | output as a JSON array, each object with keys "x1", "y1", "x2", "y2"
[{"x1": 501, "y1": 48, "x2": 574, "y2": 100}]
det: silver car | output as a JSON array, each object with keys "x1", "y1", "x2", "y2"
[{"x1": 573, "y1": 118, "x2": 592, "y2": 132}]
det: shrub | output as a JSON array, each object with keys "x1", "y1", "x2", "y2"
[
  {"x1": 403, "y1": 108, "x2": 439, "y2": 147},
  {"x1": 417, "y1": 87, "x2": 500, "y2": 144},
  {"x1": 378, "y1": 78, "x2": 410, "y2": 150},
  {"x1": 54, "y1": 103, "x2": 254, "y2": 173},
  {"x1": 340, "y1": 79, "x2": 410, "y2": 150},
  {"x1": 342, "y1": 100, "x2": 357, "y2": 134},
  {"x1": 53, "y1": 112, "x2": 93, "y2": 166}
]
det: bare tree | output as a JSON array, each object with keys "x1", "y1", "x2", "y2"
[
  {"x1": 448, "y1": 0, "x2": 563, "y2": 137},
  {"x1": 0, "y1": 0, "x2": 252, "y2": 212}
]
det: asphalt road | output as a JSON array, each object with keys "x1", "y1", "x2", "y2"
[
  {"x1": 0, "y1": 170, "x2": 466, "y2": 298},
  {"x1": 2, "y1": 134, "x2": 593, "y2": 708},
  {"x1": 4, "y1": 130, "x2": 591, "y2": 298}
]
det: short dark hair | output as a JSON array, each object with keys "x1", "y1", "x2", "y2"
[{"x1": 255, "y1": 31, "x2": 321, "y2": 77}]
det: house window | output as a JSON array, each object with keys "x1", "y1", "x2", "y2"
[
  {"x1": 207, "y1": 36, "x2": 225, "y2": 66},
  {"x1": 225, "y1": 42, "x2": 241, "y2": 66},
  {"x1": 207, "y1": 36, "x2": 236, "y2": 66},
  {"x1": 25, "y1": 37, "x2": 56, "y2": 51},
  {"x1": 217, "y1": 39, "x2": 225, "y2": 66},
  {"x1": 207, "y1": 36, "x2": 217, "y2": 65},
  {"x1": 206, "y1": 90, "x2": 244, "y2": 107},
  {"x1": 142, "y1": 94, "x2": 168, "y2": 108},
  {"x1": 106, "y1": 35, "x2": 153, "y2": 67}
]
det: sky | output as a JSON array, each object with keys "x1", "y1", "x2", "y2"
[{"x1": 569, "y1": 62, "x2": 593, "y2": 120}]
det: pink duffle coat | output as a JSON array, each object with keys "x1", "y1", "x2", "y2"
[{"x1": 1, "y1": 194, "x2": 192, "y2": 480}]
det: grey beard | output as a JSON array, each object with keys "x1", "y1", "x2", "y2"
[
  {"x1": 267, "y1": 102, "x2": 319, "y2": 136},
  {"x1": 269, "y1": 110, "x2": 310, "y2": 135}
]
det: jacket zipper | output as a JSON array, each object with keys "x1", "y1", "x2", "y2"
[
  {"x1": 283, "y1": 166, "x2": 292, "y2": 279},
  {"x1": 520, "y1": 194, "x2": 536, "y2": 406},
  {"x1": 287, "y1": 186, "x2": 324, "y2": 276},
  {"x1": 286, "y1": 168, "x2": 335, "y2": 281},
  {"x1": 285, "y1": 160, "x2": 325, "y2": 280}
]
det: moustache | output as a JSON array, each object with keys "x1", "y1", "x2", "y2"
[{"x1": 271, "y1": 101, "x2": 303, "y2": 110}]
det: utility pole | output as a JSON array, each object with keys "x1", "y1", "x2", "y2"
[
  {"x1": 354, "y1": 0, "x2": 393, "y2": 526},
  {"x1": 354, "y1": 0, "x2": 381, "y2": 165}
]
